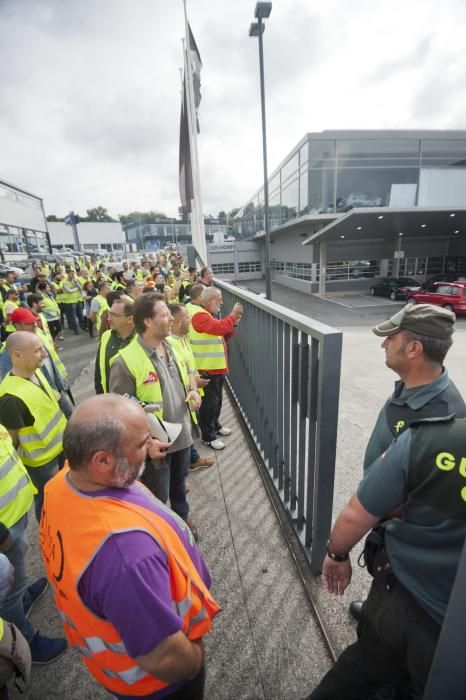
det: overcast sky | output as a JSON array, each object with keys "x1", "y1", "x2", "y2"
[{"x1": 1, "y1": 0, "x2": 466, "y2": 220}]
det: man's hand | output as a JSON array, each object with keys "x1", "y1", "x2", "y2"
[
  {"x1": 147, "y1": 437, "x2": 171, "y2": 461},
  {"x1": 321, "y1": 556, "x2": 352, "y2": 595},
  {"x1": 231, "y1": 303, "x2": 243, "y2": 322},
  {"x1": 186, "y1": 390, "x2": 202, "y2": 411},
  {"x1": 196, "y1": 377, "x2": 210, "y2": 389}
]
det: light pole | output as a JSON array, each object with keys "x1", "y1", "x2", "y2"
[{"x1": 249, "y1": 2, "x2": 272, "y2": 300}]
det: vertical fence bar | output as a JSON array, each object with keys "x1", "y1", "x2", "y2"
[{"x1": 217, "y1": 280, "x2": 341, "y2": 576}]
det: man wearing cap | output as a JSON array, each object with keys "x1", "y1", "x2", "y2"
[{"x1": 349, "y1": 303, "x2": 466, "y2": 624}]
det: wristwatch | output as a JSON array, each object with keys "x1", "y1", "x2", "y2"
[{"x1": 326, "y1": 541, "x2": 349, "y2": 562}]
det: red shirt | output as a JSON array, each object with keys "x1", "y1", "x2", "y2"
[{"x1": 191, "y1": 310, "x2": 236, "y2": 375}]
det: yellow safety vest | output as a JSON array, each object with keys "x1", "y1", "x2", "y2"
[
  {"x1": 115, "y1": 338, "x2": 197, "y2": 424},
  {"x1": 36, "y1": 327, "x2": 68, "y2": 382},
  {"x1": 97, "y1": 330, "x2": 135, "y2": 393},
  {"x1": 38, "y1": 312, "x2": 54, "y2": 346},
  {"x1": 189, "y1": 309, "x2": 227, "y2": 371},
  {"x1": 0, "y1": 373, "x2": 66, "y2": 467},
  {"x1": 93, "y1": 295, "x2": 109, "y2": 331},
  {"x1": 184, "y1": 302, "x2": 201, "y2": 318},
  {"x1": 0, "y1": 425, "x2": 36, "y2": 527},
  {"x1": 167, "y1": 335, "x2": 203, "y2": 398},
  {"x1": 41, "y1": 294, "x2": 60, "y2": 321}
]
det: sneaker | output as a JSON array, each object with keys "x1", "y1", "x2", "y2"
[
  {"x1": 190, "y1": 457, "x2": 215, "y2": 471},
  {"x1": 217, "y1": 427, "x2": 232, "y2": 436},
  {"x1": 187, "y1": 521, "x2": 199, "y2": 543},
  {"x1": 202, "y1": 439, "x2": 225, "y2": 451},
  {"x1": 23, "y1": 577, "x2": 49, "y2": 618},
  {"x1": 30, "y1": 632, "x2": 67, "y2": 665}
]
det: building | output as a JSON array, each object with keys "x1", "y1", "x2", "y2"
[
  {"x1": 48, "y1": 222, "x2": 125, "y2": 252},
  {"x1": 0, "y1": 179, "x2": 51, "y2": 260},
  {"x1": 233, "y1": 130, "x2": 466, "y2": 293},
  {"x1": 124, "y1": 219, "x2": 230, "y2": 251}
]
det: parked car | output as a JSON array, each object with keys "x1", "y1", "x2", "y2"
[
  {"x1": 407, "y1": 282, "x2": 466, "y2": 315},
  {"x1": 369, "y1": 277, "x2": 420, "y2": 301},
  {"x1": 0, "y1": 262, "x2": 25, "y2": 275}
]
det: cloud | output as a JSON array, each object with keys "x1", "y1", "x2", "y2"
[{"x1": 1, "y1": 0, "x2": 466, "y2": 221}]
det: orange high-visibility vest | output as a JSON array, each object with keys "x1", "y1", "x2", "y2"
[{"x1": 40, "y1": 468, "x2": 221, "y2": 696}]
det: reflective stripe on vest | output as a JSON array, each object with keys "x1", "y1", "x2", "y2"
[
  {"x1": 40, "y1": 470, "x2": 221, "y2": 696},
  {"x1": 98, "y1": 331, "x2": 112, "y2": 393},
  {"x1": 0, "y1": 373, "x2": 66, "y2": 467},
  {"x1": 0, "y1": 426, "x2": 36, "y2": 527},
  {"x1": 116, "y1": 337, "x2": 197, "y2": 424},
  {"x1": 41, "y1": 294, "x2": 60, "y2": 320},
  {"x1": 189, "y1": 309, "x2": 227, "y2": 371}
]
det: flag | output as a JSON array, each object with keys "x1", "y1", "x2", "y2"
[
  {"x1": 179, "y1": 77, "x2": 193, "y2": 215},
  {"x1": 188, "y1": 24, "x2": 202, "y2": 133}
]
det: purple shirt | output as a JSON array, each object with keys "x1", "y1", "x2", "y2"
[{"x1": 77, "y1": 481, "x2": 212, "y2": 700}]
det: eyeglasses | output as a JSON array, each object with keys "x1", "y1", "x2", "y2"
[{"x1": 108, "y1": 311, "x2": 133, "y2": 318}]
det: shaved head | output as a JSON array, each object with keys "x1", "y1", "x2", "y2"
[{"x1": 6, "y1": 330, "x2": 40, "y2": 357}]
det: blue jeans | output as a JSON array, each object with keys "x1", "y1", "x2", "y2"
[
  {"x1": 0, "y1": 515, "x2": 34, "y2": 643},
  {"x1": 190, "y1": 444, "x2": 200, "y2": 463},
  {"x1": 62, "y1": 303, "x2": 78, "y2": 332},
  {"x1": 26, "y1": 457, "x2": 60, "y2": 522},
  {"x1": 142, "y1": 447, "x2": 191, "y2": 521}
]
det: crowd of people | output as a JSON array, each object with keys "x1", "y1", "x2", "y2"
[{"x1": 0, "y1": 248, "x2": 465, "y2": 699}]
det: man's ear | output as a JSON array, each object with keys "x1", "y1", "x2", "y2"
[{"x1": 89, "y1": 450, "x2": 116, "y2": 478}]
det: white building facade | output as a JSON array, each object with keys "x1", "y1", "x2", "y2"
[
  {"x1": 48, "y1": 222, "x2": 126, "y2": 252},
  {"x1": 0, "y1": 179, "x2": 50, "y2": 260}
]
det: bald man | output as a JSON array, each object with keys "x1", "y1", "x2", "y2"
[
  {"x1": 0, "y1": 332, "x2": 67, "y2": 521},
  {"x1": 41, "y1": 395, "x2": 220, "y2": 699}
]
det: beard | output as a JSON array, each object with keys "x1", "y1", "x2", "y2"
[{"x1": 108, "y1": 453, "x2": 146, "y2": 488}]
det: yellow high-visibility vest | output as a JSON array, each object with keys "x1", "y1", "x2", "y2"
[
  {"x1": 189, "y1": 309, "x2": 227, "y2": 371},
  {"x1": 0, "y1": 372, "x2": 66, "y2": 467},
  {"x1": 0, "y1": 425, "x2": 36, "y2": 527}
]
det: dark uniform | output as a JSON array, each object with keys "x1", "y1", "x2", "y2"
[
  {"x1": 363, "y1": 369, "x2": 466, "y2": 471},
  {"x1": 310, "y1": 415, "x2": 466, "y2": 699}
]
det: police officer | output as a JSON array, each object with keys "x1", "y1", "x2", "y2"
[
  {"x1": 350, "y1": 303, "x2": 466, "y2": 621},
  {"x1": 306, "y1": 413, "x2": 466, "y2": 699}
]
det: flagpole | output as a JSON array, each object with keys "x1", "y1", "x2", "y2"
[
  {"x1": 182, "y1": 0, "x2": 207, "y2": 265},
  {"x1": 182, "y1": 38, "x2": 201, "y2": 260}
]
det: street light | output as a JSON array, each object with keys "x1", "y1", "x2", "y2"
[{"x1": 249, "y1": 2, "x2": 272, "y2": 300}]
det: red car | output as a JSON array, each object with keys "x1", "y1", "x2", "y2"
[{"x1": 407, "y1": 282, "x2": 466, "y2": 315}]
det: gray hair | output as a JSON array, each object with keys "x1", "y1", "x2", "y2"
[
  {"x1": 63, "y1": 415, "x2": 125, "y2": 471},
  {"x1": 200, "y1": 286, "x2": 220, "y2": 306},
  {"x1": 403, "y1": 330, "x2": 453, "y2": 365}
]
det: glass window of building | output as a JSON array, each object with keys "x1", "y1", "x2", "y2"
[
  {"x1": 336, "y1": 166, "x2": 419, "y2": 211},
  {"x1": 281, "y1": 151, "x2": 299, "y2": 186},
  {"x1": 309, "y1": 140, "x2": 336, "y2": 167},
  {"x1": 299, "y1": 170, "x2": 309, "y2": 215},
  {"x1": 336, "y1": 138, "x2": 420, "y2": 166},
  {"x1": 281, "y1": 177, "x2": 299, "y2": 221},
  {"x1": 421, "y1": 139, "x2": 466, "y2": 166},
  {"x1": 309, "y1": 169, "x2": 335, "y2": 214},
  {"x1": 269, "y1": 191, "x2": 282, "y2": 230}
]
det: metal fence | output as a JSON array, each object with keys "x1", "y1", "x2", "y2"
[{"x1": 216, "y1": 280, "x2": 342, "y2": 573}]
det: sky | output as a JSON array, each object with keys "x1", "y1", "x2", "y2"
[{"x1": 1, "y1": 0, "x2": 466, "y2": 220}]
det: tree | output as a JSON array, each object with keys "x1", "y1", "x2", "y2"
[
  {"x1": 119, "y1": 210, "x2": 168, "y2": 226},
  {"x1": 227, "y1": 208, "x2": 240, "y2": 226},
  {"x1": 85, "y1": 206, "x2": 116, "y2": 222},
  {"x1": 217, "y1": 210, "x2": 227, "y2": 225},
  {"x1": 46, "y1": 214, "x2": 62, "y2": 222}
]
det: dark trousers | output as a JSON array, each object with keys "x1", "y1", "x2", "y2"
[
  {"x1": 140, "y1": 447, "x2": 191, "y2": 521},
  {"x1": 47, "y1": 319, "x2": 62, "y2": 340},
  {"x1": 62, "y1": 303, "x2": 78, "y2": 333},
  {"x1": 198, "y1": 374, "x2": 224, "y2": 442},
  {"x1": 308, "y1": 575, "x2": 440, "y2": 699}
]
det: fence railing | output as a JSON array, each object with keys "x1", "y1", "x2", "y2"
[{"x1": 216, "y1": 280, "x2": 342, "y2": 573}]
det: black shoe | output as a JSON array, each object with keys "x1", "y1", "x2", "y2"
[{"x1": 349, "y1": 600, "x2": 365, "y2": 622}]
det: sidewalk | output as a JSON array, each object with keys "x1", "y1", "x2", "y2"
[{"x1": 12, "y1": 341, "x2": 332, "y2": 699}]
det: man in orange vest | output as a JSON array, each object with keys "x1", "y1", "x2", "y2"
[{"x1": 40, "y1": 394, "x2": 220, "y2": 700}]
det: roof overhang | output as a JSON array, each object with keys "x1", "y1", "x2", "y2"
[{"x1": 300, "y1": 207, "x2": 466, "y2": 245}]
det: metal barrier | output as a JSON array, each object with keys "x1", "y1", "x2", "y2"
[{"x1": 216, "y1": 280, "x2": 342, "y2": 574}]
